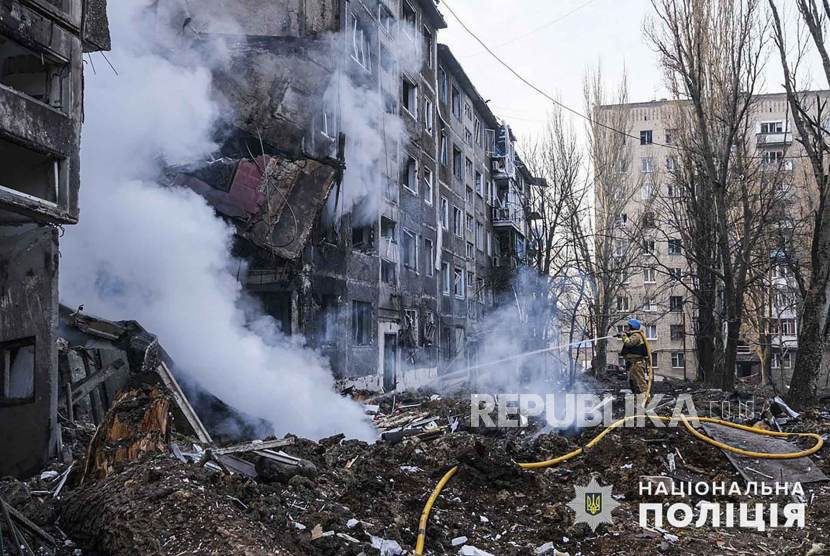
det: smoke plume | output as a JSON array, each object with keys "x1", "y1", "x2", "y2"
[{"x1": 60, "y1": 0, "x2": 376, "y2": 442}]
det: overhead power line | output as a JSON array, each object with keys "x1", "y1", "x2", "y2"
[
  {"x1": 440, "y1": 0, "x2": 810, "y2": 161},
  {"x1": 462, "y1": 0, "x2": 600, "y2": 59}
]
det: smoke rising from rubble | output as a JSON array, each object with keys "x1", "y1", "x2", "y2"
[{"x1": 60, "y1": 0, "x2": 376, "y2": 442}]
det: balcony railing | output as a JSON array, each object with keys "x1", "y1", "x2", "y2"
[
  {"x1": 492, "y1": 206, "x2": 522, "y2": 228},
  {"x1": 756, "y1": 132, "x2": 793, "y2": 146}
]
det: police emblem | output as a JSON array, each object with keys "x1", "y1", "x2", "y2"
[{"x1": 567, "y1": 477, "x2": 619, "y2": 532}]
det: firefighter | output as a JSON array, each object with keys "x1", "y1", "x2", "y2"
[{"x1": 617, "y1": 318, "x2": 649, "y2": 395}]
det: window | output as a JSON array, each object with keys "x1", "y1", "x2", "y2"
[
  {"x1": 440, "y1": 131, "x2": 449, "y2": 166},
  {"x1": 1, "y1": 337, "x2": 35, "y2": 402},
  {"x1": 615, "y1": 213, "x2": 628, "y2": 227},
  {"x1": 454, "y1": 267, "x2": 465, "y2": 298},
  {"x1": 466, "y1": 158, "x2": 473, "y2": 178},
  {"x1": 404, "y1": 309, "x2": 419, "y2": 346},
  {"x1": 442, "y1": 262, "x2": 451, "y2": 295},
  {"x1": 640, "y1": 130, "x2": 653, "y2": 145},
  {"x1": 402, "y1": 1, "x2": 416, "y2": 35},
  {"x1": 352, "y1": 224, "x2": 374, "y2": 250},
  {"x1": 669, "y1": 268, "x2": 682, "y2": 281},
  {"x1": 671, "y1": 325, "x2": 684, "y2": 340},
  {"x1": 614, "y1": 239, "x2": 627, "y2": 257},
  {"x1": 379, "y1": 6, "x2": 395, "y2": 33},
  {"x1": 671, "y1": 352, "x2": 685, "y2": 369},
  {"x1": 0, "y1": 138, "x2": 60, "y2": 204},
  {"x1": 350, "y1": 14, "x2": 372, "y2": 72},
  {"x1": 467, "y1": 270, "x2": 474, "y2": 288},
  {"x1": 487, "y1": 230, "x2": 492, "y2": 255},
  {"x1": 422, "y1": 26, "x2": 433, "y2": 68},
  {"x1": 402, "y1": 156, "x2": 417, "y2": 193},
  {"x1": 424, "y1": 99, "x2": 434, "y2": 135},
  {"x1": 651, "y1": 352, "x2": 659, "y2": 368},
  {"x1": 439, "y1": 67, "x2": 448, "y2": 104},
  {"x1": 320, "y1": 100, "x2": 336, "y2": 139},
  {"x1": 403, "y1": 230, "x2": 418, "y2": 270},
  {"x1": 425, "y1": 238, "x2": 434, "y2": 276},
  {"x1": 380, "y1": 44, "x2": 395, "y2": 73},
  {"x1": 762, "y1": 150, "x2": 784, "y2": 164},
  {"x1": 641, "y1": 157, "x2": 654, "y2": 173},
  {"x1": 644, "y1": 239, "x2": 656, "y2": 255},
  {"x1": 645, "y1": 324, "x2": 658, "y2": 340},
  {"x1": 453, "y1": 206, "x2": 463, "y2": 236},
  {"x1": 643, "y1": 296, "x2": 655, "y2": 312},
  {"x1": 318, "y1": 296, "x2": 337, "y2": 346},
  {"x1": 352, "y1": 301, "x2": 372, "y2": 345},
  {"x1": 670, "y1": 296, "x2": 684, "y2": 313},
  {"x1": 424, "y1": 168, "x2": 433, "y2": 205},
  {"x1": 0, "y1": 37, "x2": 65, "y2": 111},
  {"x1": 441, "y1": 197, "x2": 449, "y2": 230},
  {"x1": 382, "y1": 259, "x2": 396, "y2": 283},
  {"x1": 485, "y1": 129, "x2": 496, "y2": 154},
  {"x1": 402, "y1": 78, "x2": 417, "y2": 116},
  {"x1": 464, "y1": 102, "x2": 472, "y2": 120},
  {"x1": 667, "y1": 184, "x2": 678, "y2": 198},
  {"x1": 382, "y1": 88, "x2": 397, "y2": 115},
  {"x1": 465, "y1": 128, "x2": 473, "y2": 147},
  {"x1": 474, "y1": 117, "x2": 482, "y2": 146},
  {"x1": 466, "y1": 241, "x2": 474, "y2": 259},
  {"x1": 452, "y1": 86, "x2": 462, "y2": 119},
  {"x1": 668, "y1": 239, "x2": 683, "y2": 255},
  {"x1": 665, "y1": 129, "x2": 676, "y2": 145},
  {"x1": 666, "y1": 156, "x2": 676, "y2": 171},
  {"x1": 381, "y1": 217, "x2": 397, "y2": 243},
  {"x1": 641, "y1": 185, "x2": 653, "y2": 201},
  {"x1": 476, "y1": 221, "x2": 484, "y2": 250},
  {"x1": 465, "y1": 212, "x2": 473, "y2": 231},
  {"x1": 453, "y1": 145, "x2": 463, "y2": 179},
  {"x1": 783, "y1": 353, "x2": 793, "y2": 369},
  {"x1": 475, "y1": 171, "x2": 483, "y2": 195},
  {"x1": 617, "y1": 295, "x2": 630, "y2": 312},
  {"x1": 760, "y1": 121, "x2": 784, "y2": 134}
]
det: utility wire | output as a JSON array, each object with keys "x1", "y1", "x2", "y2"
[
  {"x1": 441, "y1": 0, "x2": 812, "y2": 161},
  {"x1": 462, "y1": 0, "x2": 600, "y2": 58}
]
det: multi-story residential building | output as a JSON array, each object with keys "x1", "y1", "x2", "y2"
[
  {"x1": 0, "y1": 0, "x2": 109, "y2": 477},
  {"x1": 158, "y1": 0, "x2": 542, "y2": 392},
  {"x1": 599, "y1": 93, "x2": 828, "y2": 382}
]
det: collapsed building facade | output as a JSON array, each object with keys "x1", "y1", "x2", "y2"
[
  {"x1": 156, "y1": 0, "x2": 543, "y2": 391},
  {"x1": 0, "y1": 0, "x2": 110, "y2": 478}
]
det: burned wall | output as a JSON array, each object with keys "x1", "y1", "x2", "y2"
[{"x1": 0, "y1": 224, "x2": 59, "y2": 478}]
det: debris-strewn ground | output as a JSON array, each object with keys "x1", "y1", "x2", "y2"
[{"x1": 2, "y1": 376, "x2": 829, "y2": 556}]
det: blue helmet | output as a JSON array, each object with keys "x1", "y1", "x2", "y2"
[{"x1": 628, "y1": 318, "x2": 641, "y2": 330}]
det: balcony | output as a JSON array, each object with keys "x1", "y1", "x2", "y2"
[
  {"x1": 492, "y1": 206, "x2": 523, "y2": 230},
  {"x1": 756, "y1": 132, "x2": 793, "y2": 146}
]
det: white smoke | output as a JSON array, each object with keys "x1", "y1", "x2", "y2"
[{"x1": 60, "y1": 0, "x2": 376, "y2": 442}]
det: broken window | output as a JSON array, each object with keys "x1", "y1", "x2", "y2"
[
  {"x1": 352, "y1": 222, "x2": 375, "y2": 251},
  {"x1": 320, "y1": 100, "x2": 336, "y2": 139},
  {"x1": 352, "y1": 301, "x2": 373, "y2": 345},
  {"x1": 422, "y1": 26, "x2": 433, "y2": 68},
  {"x1": 441, "y1": 197, "x2": 449, "y2": 230},
  {"x1": 424, "y1": 99, "x2": 434, "y2": 135},
  {"x1": 474, "y1": 118, "x2": 482, "y2": 147},
  {"x1": 671, "y1": 325, "x2": 684, "y2": 340},
  {"x1": 454, "y1": 267, "x2": 465, "y2": 298},
  {"x1": 0, "y1": 138, "x2": 62, "y2": 205},
  {"x1": 381, "y1": 217, "x2": 397, "y2": 243},
  {"x1": 381, "y1": 258, "x2": 396, "y2": 284},
  {"x1": 440, "y1": 131, "x2": 449, "y2": 166},
  {"x1": 442, "y1": 262, "x2": 451, "y2": 295},
  {"x1": 453, "y1": 206, "x2": 462, "y2": 236},
  {"x1": 403, "y1": 229, "x2": 417, "y2": 270},
  {"x1": 402, "y1": 156, "x2": 417, "y2": 193},
  {"x1": 453, "y1": 145, "x2": 462, "y2": 179},
  {"x1": 452, "y1": 86, "x2": 462, "y2": 120},
  {"x1": 0, "y1": 36, "x2": 66, "y2": 110},
  {"x1": 404, "y1": 309, "x2": 419, "y2": 346},
  {"x1": 668, "y1": 238, "x2": 682, "y2": 255},
  {"x1": 402, "y1": 1, "x2": 416, "y2": 35},
  {"x1": 425, "y1": 237, "x2": 434, "y2": 276},
  {"x1": 424, "y1": 167, "x2": 433, "y2": 205},
  {"x1": 669, "y1": 267, "x2": 682, "y2": 281},
  {"x1": 1, "y1": 337, "x2": 36, "y2": 403},
  {"x1": 475, "y1": 171, "x2": 483, "y2": 195},
  {"x1": 424, "y1": 311, "x2": 436, "y2": 344},
  {"x1": 318, "y1": 295, "x2": 338, "y2": 346},
  {"x1": 485, "y1": 129, "x2": 496, "y2": 155},
  {"x1": 402, "y1": 77, "x2": 417, "y2": 116},
  {"x1": 350, "y1": 14, "x2": 372, "y2": 72},
  {"x1": 439, "y1": 67, "x2": 448, "y2": 104}
]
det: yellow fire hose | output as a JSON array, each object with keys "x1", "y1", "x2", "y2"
[{"x1": 412, "y1": 336, "x2": 824, "y2": 554}]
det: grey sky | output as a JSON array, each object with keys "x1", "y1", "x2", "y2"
[{"x1": 438, "y1": 0, "x2": 810, "y2": 144}]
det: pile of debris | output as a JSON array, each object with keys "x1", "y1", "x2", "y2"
[{"x1": 3, "y1": 344, "x2": 830, "y2": 555}]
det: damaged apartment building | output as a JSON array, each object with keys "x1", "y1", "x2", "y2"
[
  {"x1": 0, "y1": 0, "x2": 110, "y2": 477},
  {"x1": 154, "y1": 0, "x2": 540, "y2": 392}
]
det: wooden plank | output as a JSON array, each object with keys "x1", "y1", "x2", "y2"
[
  {"x1": 213, "y1": 437, "x2": 294, "y2": 456},
  {"x1": 58, "y1": 358, "x2": 125, "y2": 406},
  {"x1": 154, "y1": 363, "x2": 213, "y2": 445},
  {"x1": 3, "y1": 499, "x2": 56, "y2": 548},
  {"x1": 64, "y1": 383, "x2": 74, "y2": 422}
]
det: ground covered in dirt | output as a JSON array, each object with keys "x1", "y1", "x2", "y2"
[{"x1": 2, "y1": 377, "x2": 829, "y2": 556}]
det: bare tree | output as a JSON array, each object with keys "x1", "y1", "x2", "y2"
[
  {"x1": 576, "y1": 65, "x2": 653, "y2": 376},
  {"x1": 645, "y1": 0, "x2": 771, "y2": 390},
  {"x1": 768, "y1": 0, "x2": 830, "y2": 407}
]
